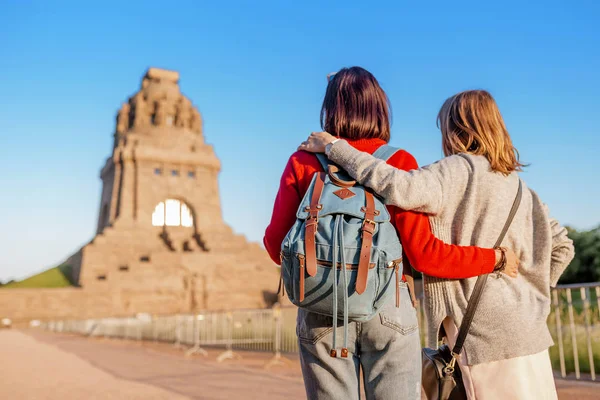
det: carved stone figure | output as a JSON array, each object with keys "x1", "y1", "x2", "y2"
[
  {"x1": 164, "y1": 101, "x2": 176, "y2": 127},
  {"x1": 190, "y1": 108, "x2": 202, "y2": 133},
  {"x1": 132, "y1": 92, "x2": 148, "y2": 129},
  {"x1": 175, "y1": 99, "x2": 191, "y2": 128},
  {"x1": 154, "y1": 99, "x2": 168, "y2": 127},
  {"x1": 116, "y1": 103, "x2": 130, "y2": 133}
]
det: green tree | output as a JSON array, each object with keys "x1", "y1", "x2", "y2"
[{"x1": 559, "y1": 226, "x2": 600, "y2": 284}]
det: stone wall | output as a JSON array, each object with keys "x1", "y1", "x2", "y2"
[
  {"x1": 0, "y1": 239, "x2": 281, "y2": 324},
  {"x1": 0, "y1": 287, "x2": 188, "y2": 324}
]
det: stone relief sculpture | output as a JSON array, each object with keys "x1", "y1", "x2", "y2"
[
  {"x1": 190, "y1": 108, "x2": 202, "y2": 133},
  {"x1": 116, "y1": 103, "x2": 130, "y2": 133},
  {"x1": 118, "y1": 70, "x2": 202, "y2": 134},
  {"x1": 132, "y1": 92, "x2": 148, "y2": 129},
  {"x1": 175, "y1": 99, "x2": 191, "y2": 129},
  {"x1": 165, "y1": 101, "x2": 176, "y2": 127},
  {"x1": 154, "y1": 99, "x2": 168, "y2": 127}
]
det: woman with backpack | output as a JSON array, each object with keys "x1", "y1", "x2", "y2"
[
  {"x1": 264, "y1": 68, "x2": 518, "y2": 400},
  {"x1": 299, "y1": 89, "x2": 574, "y2": 399}
]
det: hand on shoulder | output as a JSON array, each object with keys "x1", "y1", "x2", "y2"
[{"x1": 298, "y1": 131, "x2": 338, "y2": 153}]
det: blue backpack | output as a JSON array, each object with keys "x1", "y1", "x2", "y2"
[{"x1": 279, "y1": 145, "x2": 406, "y2": 358}]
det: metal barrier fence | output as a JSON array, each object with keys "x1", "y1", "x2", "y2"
[
  {"x1": 42, "y1": 282, "x2": 600, "y2": 380},
  {"x1": 551, "y1": 282, "x2": 600, "y2": 381},
  {"x1": 43, "y1": 304, "x2": 302, "y2": 364}
]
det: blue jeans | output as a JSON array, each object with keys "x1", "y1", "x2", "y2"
[{"x1": 297, "y1": 282, "x2": 421, "y2": 400}]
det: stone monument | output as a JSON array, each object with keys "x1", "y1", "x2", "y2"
[{"x1": 69, "y1": 68, "x2": 278, "y2": 313}]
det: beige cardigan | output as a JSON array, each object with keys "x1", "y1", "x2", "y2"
[{"x1": 328, "y1": 140, "x2": 574, "y2": 364}]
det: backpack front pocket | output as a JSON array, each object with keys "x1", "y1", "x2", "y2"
[{"x1": 293, "y1": 255, "x2": 378, "y2": 322}]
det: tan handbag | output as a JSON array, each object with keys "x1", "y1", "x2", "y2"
[{"x1": 421, "y1": 180, "x2": 522, "y2": 400}]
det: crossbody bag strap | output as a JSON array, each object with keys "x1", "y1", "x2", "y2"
[{"x1": 452, "y1": 179, "x2": 523, "y2": 356}]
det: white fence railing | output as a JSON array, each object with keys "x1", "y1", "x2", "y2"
[
  {"x1": 551, "y1": 282, "x2": 600, "y2": 381},
  {"x1": 41, "y1": 282, "x2": 600, "y2": 380},
  {"x1": 43, "y1": 305, "x2": 300, "y2": 364}
]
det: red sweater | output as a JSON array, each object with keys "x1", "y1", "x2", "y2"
[{"x1": 264, "y1": 138, "x2": 496, "y2": 279}]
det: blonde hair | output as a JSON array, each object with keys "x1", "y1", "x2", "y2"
[{"x1": 437, "y1": 90, "x2": 525, "y2": 175}]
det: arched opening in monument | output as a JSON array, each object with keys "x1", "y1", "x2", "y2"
[{"x1": 152, "y1": 199, "x2": 193, "y2": 227}]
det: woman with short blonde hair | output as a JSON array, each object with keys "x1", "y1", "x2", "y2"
[
  {"x1": 300, "y1": 90, "x2": 574, "y2": 399},
  {"x1": 438, "y1": 90, "x2": 525, "y2": 174}
]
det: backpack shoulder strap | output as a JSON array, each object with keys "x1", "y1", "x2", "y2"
[
  {"x1": 371, "y1": 145, "x2": 399, "y2": 161},
  {"x1": 315, "y1": 153, "x2": 329, "y2": 170}
]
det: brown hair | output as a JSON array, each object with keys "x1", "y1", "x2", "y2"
[
  {"x1": 320, "y1": 67, "x2": 391, "y2": 142},
  {"x1": 437, "y1": 90, "x2": 525, "y2": 175}
]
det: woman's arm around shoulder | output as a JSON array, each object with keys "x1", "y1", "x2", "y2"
[
  {"x1": 328, "y1": 140, "x2": 473, "y2": 215},
  {"x1": 387, "y1": 150, "x2": 497, "y2": 278}
]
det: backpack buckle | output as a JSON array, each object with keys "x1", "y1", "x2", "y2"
[{"x1": 362, "y1": 219, "x2": 376, "y2": 234}]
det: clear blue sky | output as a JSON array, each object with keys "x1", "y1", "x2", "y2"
[{"x1": 1, "y1": 1, "x2": 598, "y2": 281}]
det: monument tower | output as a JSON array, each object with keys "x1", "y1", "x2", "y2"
[
  {"x1": 95, "y1": 68, "x2": 220, "y2": 249},
  {"x1": 69, "y1": 68, "x2": 277, "y2": 314}
]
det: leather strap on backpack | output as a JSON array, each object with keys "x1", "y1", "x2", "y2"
[
  {"x1": 356, "y1": 191, "x2": 376, "y2": 294},
  {"x1": 304, "y1": 172, "x2": 326, "y2": 278},
  {"x1": 452, "y1": 179, "x2": 523, "y2": 357}
]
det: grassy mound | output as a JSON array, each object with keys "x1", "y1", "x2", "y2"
[{"x1": 2, "y1": 264, "x2": 74, "y2": 288}]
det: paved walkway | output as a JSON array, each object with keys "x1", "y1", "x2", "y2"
[
  {"x1": 2, "y1": 330, "x2": 305, "y2": 400},
  {"x1": 0, "y1": 330, "x2": 187, "y2": 400},
  {"x1": 0, "y1": 330, "x2": 597, "y2": 400}
]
